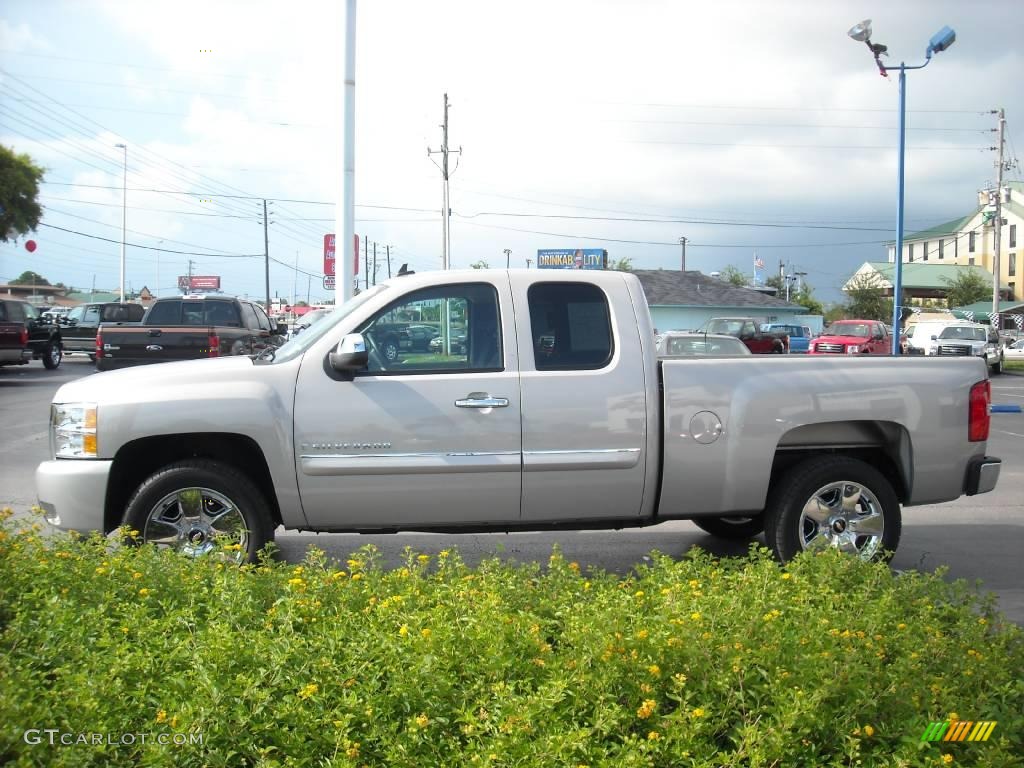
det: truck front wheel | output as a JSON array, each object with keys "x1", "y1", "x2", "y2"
[
  {"x1": 42, "y1": 340, "x2": 63, "y2": 369},
  {"x1": 123, "y1": 460, "x2": 274, "y2": 564},
  {"x1": 692, "y1": 515, "x2": 764, "y2": 539},
  {"x1": 764, "y1": 456, "x2": 901, "y2": 562}
]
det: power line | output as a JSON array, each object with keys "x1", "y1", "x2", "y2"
[
  {"x1": 606, "y1": 118, "x2": 988, "y2": 133},
  {"x1": 454, "y1": 210, "x2": 893, "y2": 232},
  {"x1": 38, "y1": 223, "x2": 265, "y2": 257}
]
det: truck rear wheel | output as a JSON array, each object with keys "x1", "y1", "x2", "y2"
[
  {"x1": 692, "y1": 515, "x2": 764, "y2": 539},
  {"x1": 764, "y1": 456, "x2": 900, "y2": 562},
  {"x1": 43, "y1": 340, "x2": 63, "y2": 370},
  {"x1": 123, "y1": 460, "x2": 274, "y2": 564}
]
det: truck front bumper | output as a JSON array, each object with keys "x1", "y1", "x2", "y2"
[
  {"x1": 36, "y1": 459, "x2": 112, "y2": 533},
  {"x1": 964, "y1": 456, "x2": 1001, "y2": 496}
]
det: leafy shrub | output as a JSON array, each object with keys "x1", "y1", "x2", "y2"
[{"x1": 0, "y1": 509, "x2": 1021, "y2": 767}]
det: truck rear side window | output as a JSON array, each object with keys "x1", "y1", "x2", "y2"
[
  {"x1": 146, "y1": 301, "x2": 181, "y2": 325},
  {"x1": 528, "y1": 283, "x2": 613, "y2": 370}
]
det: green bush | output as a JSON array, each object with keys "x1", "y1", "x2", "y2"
[{"x1": 1, "y1": 509, "x2": 1021, "y2": 767}]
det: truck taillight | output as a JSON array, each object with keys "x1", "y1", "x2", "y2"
[
  {"x1": 95, "y1": 331, "x2": 103, "y2": 358},
  {"x1": 20, "y1": 327, "x2": 29, "y2": 346},
  {"x1": 208, "y1": 334, "x2": 220, "y2": 357},
  {"x1": 968, "y1": 380, "x2": 990, "y2": 442}
]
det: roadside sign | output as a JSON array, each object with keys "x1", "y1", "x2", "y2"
[
  {"x1": 324, "y1": 275, "x2": 336, "y2": 290},
  {"x1": 324, "y1": 234, "x2": 360, "y2": 277}
]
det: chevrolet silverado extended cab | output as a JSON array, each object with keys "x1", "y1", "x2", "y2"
[
  {"x1": 37, "y1": 270, "x2": 1000, "y2": 563},
  {"x1": 95, "y1": 295, "x2": 288, "y2": 371}
]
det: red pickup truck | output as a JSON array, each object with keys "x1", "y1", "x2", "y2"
[
  {"x1": 703, "y1": 317, "x2": 788, "y2": 354},
  {"x1": 810, "y1": 320, "x2": 892, "y2": 355}
]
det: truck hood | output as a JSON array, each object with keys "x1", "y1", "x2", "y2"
[
  {"x1": 54, "y1": 355, "x2": 257, "y2": 404},
  {"x1": 814, "y1": 334, "x2": 870, "y2": 345}
]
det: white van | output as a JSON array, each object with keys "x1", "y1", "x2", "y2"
[{"x1": 905, "y1": 320, "x2": 955, "y2": 355}]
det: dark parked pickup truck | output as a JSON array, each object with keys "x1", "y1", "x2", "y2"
[
  {"x1": 703, "y1": 317, "x2": 789, "y2": 354},
  {"x1": 60, "y1": 302, "x2": 146, "y2": 359},
  {"x1": 0, "y1": 299, "x2": 63, "y2": 369},
  {"x1": 96, "y1": 295, "x2": 288, "y2": 371}
]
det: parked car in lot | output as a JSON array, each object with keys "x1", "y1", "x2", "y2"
[
  {"x1": 59, "y1": 302, "x2": 146, "y2": 359},
  {"x1": 405, "y1": 324, "x2": 441, "y2": 351},
  {"x1": 657, "y1": 332, "x2": 751, "y2": 357},
  {"x1": 428, "y1": 329, "x2": 467, "y2": 355},
  {"x1": 38, "y1": 270, "x2": 1000, "y2": 567},
  {"x1": 95, "y1": 295, "x2": 288, "y2": 371},
  {"x1": 291, "y1": 309, "x2": 332, "y2": 338},
  {"x1": 0, "y1": 298, "x2": 63, "y2": 369},
  {"x1": 762, "y1": 323, "x2": 812, "y2": 353},
  {"x1": 932, "y1": 323, "x2": 1004, "y2": 375},
  {"x1": 1005, "y1": 339, "x2": 1024, "y2": 360},
  {"x1": 703, "y1": 317, "x2": 788, "y2": 354},
  {"x1": 810, "y1": 320, "x2": 892, "y2": 355}
]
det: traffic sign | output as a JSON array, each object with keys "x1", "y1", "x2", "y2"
[{"x1": 323, "y1": 275, "x2": 336, "y2": 290}]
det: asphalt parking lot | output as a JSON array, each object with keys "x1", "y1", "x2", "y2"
[{"x1": 2, "y1": 357, "x2": 1022, "y2": 622}]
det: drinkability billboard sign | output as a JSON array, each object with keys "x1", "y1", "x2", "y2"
[{"x1": 537, "y1": 249, "x2": 608, "y2": 270}]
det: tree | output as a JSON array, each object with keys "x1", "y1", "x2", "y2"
[
  {"x1": 843, "y1": 273, "x2": 892, "y2": 322},
  {"x1": 469, "y1": 260, "x2": 490, "y2": 270},
  {"x1": 718, "y1": 265, "x2": 749, "y2": 287},
  {"x1": 941, "y1": 269, "x2": 990, "y2": 309},
  {"x1": 792, "y1": 286, "x2": 824, "y2": 316},
  {"x1": 11, "y1": 270, "x2": 50, "y2": 286},
  {"x1": 609, "y1": 257, "x2": 633, "y2": 272},
  {"x1": 0, "y1": 146, "x2": 45, "y2": 243},
  {"x1": 764, "y1": 274, "x2": 785, "y2": 293}
]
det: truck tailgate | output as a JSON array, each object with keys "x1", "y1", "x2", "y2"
[{"x1": 99, "y1": 325, "x2": 219, "y2": 365}]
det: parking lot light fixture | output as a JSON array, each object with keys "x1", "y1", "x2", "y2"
[{"x1": 847, "y1": 20, "x2": 955, "y2": 355}]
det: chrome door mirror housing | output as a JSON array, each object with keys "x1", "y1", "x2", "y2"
[{"x1": 329, "y1": 333, "x2": 369, "y2": 373}]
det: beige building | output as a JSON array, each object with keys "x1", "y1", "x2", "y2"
[{"x1": 888, "y1": 180, "x2": 1022, "y2": 301}]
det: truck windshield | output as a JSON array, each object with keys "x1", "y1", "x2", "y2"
[
  {"x1": 939, "y1": 326, "x2": 986, "y2": 341},
  {"x1": 705, "y1": 319, "x2": 744, "y2": 335},
  {"x1": 267, "y1": 284, "x2": 390, "y2": 364},
  {"x1": 830, "y1": 323, "x2": 871, "y2": 338}
]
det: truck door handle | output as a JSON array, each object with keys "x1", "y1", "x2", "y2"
[{"x1": 455, "y1": 394, "x2": 509, "y2": 409}]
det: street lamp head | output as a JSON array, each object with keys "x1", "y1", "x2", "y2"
[
  {"x1": 927, "y1": 26, "x2": 956, "y2": 55},
  {"x1": 114, "y1": 143, "x2": 126, "y2": 149},
  {"x1": 847, "y1": 19, "x2": 872, "y2": 42}
]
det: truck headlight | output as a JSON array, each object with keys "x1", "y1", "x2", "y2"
[
  {"x1": 51, "y1": 403, "x2": 98, "y2": 458},
  {"x1": 847, "y1": 345, "x2": 860, "y2": 354}
]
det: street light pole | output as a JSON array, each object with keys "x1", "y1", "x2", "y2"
[
  {"x1": 848, "y1": 19, "x2": 955, "y2": 355},
  {"x1": 114, "y1": 143, "x2": 127, "y2": 303},
  {"x1": 156, "y1": 239, "x2": 164, "y2": 299},
  {"x1": 504, "y1": 248, "x2": 511, "y2": 269}
]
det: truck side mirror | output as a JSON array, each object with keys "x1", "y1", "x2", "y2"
[
  {"x1": 275, "y1": 323, "x2": 289, "y2": 336},
  {"x1": 329, "y1": 333, "x2": 369, "y2": 373},
  {"x1": 930, "y1": 335, "x2": 938, "y2": 341}
]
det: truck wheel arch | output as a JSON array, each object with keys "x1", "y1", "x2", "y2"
[{"x1": 104, "y1": 433, "x2": 282, "y2": 535}]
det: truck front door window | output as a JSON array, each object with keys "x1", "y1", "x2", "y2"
[{"x1": 358, "y1": 283, "x2": 501, "y2": 374}]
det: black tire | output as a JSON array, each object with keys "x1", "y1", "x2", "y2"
[
  {"x1": 42, "y1": 340, "x2": 62, "y2": 370},
  {"x1": 123, "y1": 460, "x2": 274, "y2": 563},
  {"x1": 990, "y1": 355, "x2": 1003, "y2": 376},
  {"x1": 381, "y1": 336, "x2": 400, "y2": 362},
  {"x1": 88, "y1": 354, "x2": 96, "y2": 362},
  {"x1": 692, "y1": 514, "x2": 765, "y2": 540},
  {"x1": 764, "y1": 455, "x2": 901, "y2": 563}
]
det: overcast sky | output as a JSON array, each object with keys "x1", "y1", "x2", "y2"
[{"x1": 1, "y1": 0, "x2": 1021, "y2": 304}]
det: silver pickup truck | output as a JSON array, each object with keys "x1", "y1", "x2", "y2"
[{"x1": 37, "y1": 270, "x2": 1000, "y2": 563}]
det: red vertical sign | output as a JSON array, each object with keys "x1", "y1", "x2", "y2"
[{"x1": 325, "y1": 233, "x2": 359, "y2": 276}]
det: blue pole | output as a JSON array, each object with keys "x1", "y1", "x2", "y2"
[{"x1": 892, "y1": 64, "x2": 906, "y2": 355}]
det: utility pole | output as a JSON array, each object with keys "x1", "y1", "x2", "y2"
[
  {"x1": 364, "y1": 236, "x2": 369, "y2": 290},
  {"x1": 526, "y1": 258, "x2": 533, "y2": 269},
  {"x1": 293, "y1": 250, "x2": 299, "y2": 307},
  {"x1": 262, "y1": 199, "x2": 271, "y2": 311},
  {"x1": 307, "y1": 274, "x2": 312, "y2": 304},
  {"x1": 386, "y1": 244, "x2": 392, "y2": 278},
  {"x1": 678, "y1": 237, "x2": 687, "y2": 271},
  {"x1": 992, "y1": 108, "x2": 1006, "y2": 318},
  {"x1": 372, "y1": 241, "x2": 377, "y2": 285},
  {"x1": 187, "y1": 259, "x2": 195, "y2": 292},
  {"x1": 504, "y1": 248, "x2": 511, "y2": 269},
  {"x1": 428, "y1": 93, "x2": 462, "y2": 269}
]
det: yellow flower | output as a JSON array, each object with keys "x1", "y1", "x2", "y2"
[
  {"x1": 95, "y1": 567, "x2": 107, "y2": 575},
  {"x1": 948, "y1": 712, "x2": 959, "y2": 722},
  {"x1": 942, "y1": 755, "x2": 954, "y2": 764},
  {"x1": 332, "y1": 570, "x2": 347, "y2": 579},
  {"x1": 672, "y1": 673, "x2": 687, "y2": 686},
  {"x1": 780, "y1": 572, "x2": 792, "y2": 580},
  {"x1": 636, "y1": 629, "x2": 649, "y2": 640},
  {"x1": 170, "y1": 715, "x2": 179, "y2": 729},
  {"x1": 568, "y1": 561, "x2": 580, "y2": 572},
  {"x1": 691, "y1": 707, "x2": 706, "y2": 718},
  {"x1": 155, "y1": 710, "x2": 167, "y2": 724},
  {"x1": 298, "y1": 683, "x2": 318, "y2": 700},
  {"x1": 864, "y1": 724, "x2": 875, "y2": 737},
  {"x1": 345, "y1": 741, "x2": 360, "y2": 758},
  {"x1": 138, "y1": 588, "x2": 151, "y2": 597},
  {"x1": 351, "y1": 573, "x2": 363, "y2": 581},
  {"x1": 647, "y1": 730, "x2": 661, "y2": 741},
  {"x1": 691, "y1": 612, "x2": 702, "y2": 621},
  {"x1": 288, "y1": 578, "x2": 305, "y2": 587},
  {"x1": 421, "y1": 628, "x2": 432, "y2": 639},
  {"x1": 399, "y1": 624, "x2": 409, "y2": 637},
  {"x1": 417, "y1": 554, "x2": 430, "y2": 564},
  {"x1": 637, "y1": 699, "x2": 656, "y2": 719},
  {"x1": 647, "y1": 664, "x2": 661, "y2": 677},
  {"x1": 634, "y1": 590, "x2": 645, "y2": 598},
  {"x1": 415, "y1": 713, "x2": 429, "y2": 728}
]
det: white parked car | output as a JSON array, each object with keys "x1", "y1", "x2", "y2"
[{"x1": 1005, "y1": 339, "x2": 1024, "y2": 361}]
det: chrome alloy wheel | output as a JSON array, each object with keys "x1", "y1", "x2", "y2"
[
  {"x1": 142, "y1": 487, "x2": 249, "y2": 562},
  {"x1": 798, "y1": 481, "x2": 884, "y2": 559}
]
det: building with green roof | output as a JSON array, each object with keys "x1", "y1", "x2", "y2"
[{"x1": 844, "y1": 262, "x2": 1008, "y2": 301}]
